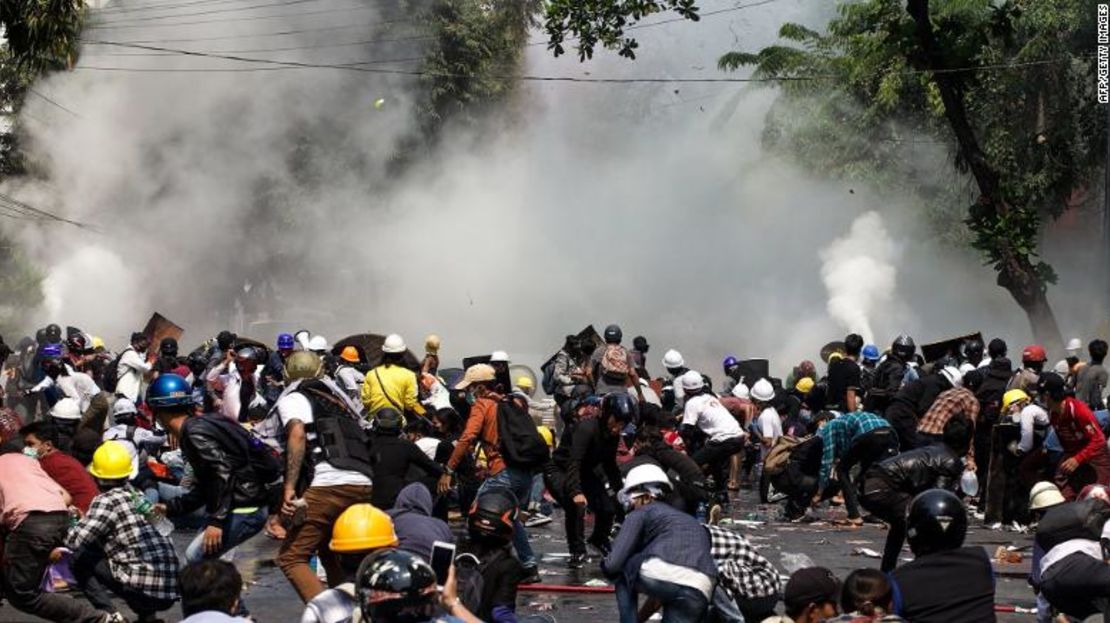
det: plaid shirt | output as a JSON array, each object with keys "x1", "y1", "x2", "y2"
[
  {"x1": 705, "y1": 525, "x2": 781, "y2": 600},
  {"x1": 66, "y1": 485, "x2": 179, "y2": 600},
  {"x1": 818, "y1": 411, "x2": 890, "y2": 488},
  {"x1": 917, "y1": 387, "x2": 979, "y2": 462}
]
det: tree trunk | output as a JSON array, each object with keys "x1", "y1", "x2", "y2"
[{"x1": 905, "y1": 0, "x2": 1064, "y2": 350}]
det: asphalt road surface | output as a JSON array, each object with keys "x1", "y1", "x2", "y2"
[{"x1": 4, "y1": 489, "x2": 1040, "y2": 622}]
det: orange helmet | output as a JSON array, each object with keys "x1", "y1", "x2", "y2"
[{"x1": 340, "y1": 346, "x2": 360, "y2": 363}]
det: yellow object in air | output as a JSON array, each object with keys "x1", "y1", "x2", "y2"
[{"x1": 374, "y1": 98, "x2": 386, "y2": 109}]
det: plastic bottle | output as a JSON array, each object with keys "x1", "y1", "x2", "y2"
[
  {"x1": 131, "y1": 490, "x2": 174, "y2": 536},
  {"x1": 780, "y1": 552, "x2": 816, "y2": 575},
  {"x1": 960, "y1": 470, "x2": 980, "y2": 497},
  {"x1": 695, "y1": 502, "x2": 708, "y2": 523}
]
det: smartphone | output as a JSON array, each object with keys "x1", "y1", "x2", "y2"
[{"x1": 430, "y1": 541, "x2": 457, "y2": 587}]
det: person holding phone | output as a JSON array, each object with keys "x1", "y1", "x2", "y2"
[
  {"x1": 463, "y1": 488, "x2": 528, "y2": 622},
  {"x1": 356, "y1": 549, "x2": 483, "y2": 623}
]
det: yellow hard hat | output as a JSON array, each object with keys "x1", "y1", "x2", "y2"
[
  {"x1": 1002, "y1": 389, "x2": 1030, "y2": 413},
  {"x1": 340, "y1": 346, "x2": 360, "y2": 363},
  {"x1": 88, "y1": 440, "x2": 135, "y2": 480},
  {"x1": 827, "y1": 352, "x2": 844, "y2": 363},
  {"x1": 795, "y1": 377, "x2": 815, "y2": 394},
  {"x1": 537, "y1": 425, "x2": 554, "y2": 447},
  {"x1": 329, "y1": 504, "x2": 399, "y2": 553},
  {"x1": 91, "y1": 336, "x2": 106, "y2": 350},
  {"x1": 516, "y1": 376, "x2": 534, "y2": 391}
]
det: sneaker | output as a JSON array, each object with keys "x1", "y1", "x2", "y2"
[
  {"x1": 567, "y1": 553, "x2": 591, "y2": 569},
  {"x1": 1010, "y1": 521, "x2": 1029, "y2": 533},
  {"x1": 985, "y1": 522, "x2": 1003, "y2": 531},
  {"x1": 519, "y1": 564, "x2": 541, "y2": 585},
  {"x1": 972, "y1": 511, "x2": 985, "y2": 521},
  {"x1": 101, "y1": 614, "x2": 128, "y2": 623},
  {"x1": 524, "y1": 514, "x2": 553, "y2": 528}
]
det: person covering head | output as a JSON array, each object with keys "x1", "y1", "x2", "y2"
[{"x1": 216, "y1": 331, "x2": 237, "y2": 351}]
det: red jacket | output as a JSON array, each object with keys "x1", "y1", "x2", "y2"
[{"x1": 1051, "y1": 397, "x2": 1106, "y2": 464}]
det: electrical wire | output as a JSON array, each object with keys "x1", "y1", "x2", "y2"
[
  {"x1": 27, "y1": 88, "x2": 83, "y2": 118},
  {"x1": 0, "y1": 192, "x2": 97, "y2": 230},
  {"x1": 86, "y1": 3, "x2": 406, "y2": 30},
  {"x1": 81, "y1": 32, "x2": 434, "y2": 56},
  {"x1": 91, "y1": 0, "x2": 318, "y2": 24}
]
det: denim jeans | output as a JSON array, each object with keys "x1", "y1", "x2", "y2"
[
  {"x1": 614, "y1": 574, "x2": 710, "y2": 623},
  {"x1": 711, "y1": 585, "x2": 746, "y2": 622},
  {"x1": 185, "y1": 507, "x2": 268, "y2": 563},
  {"x1": 479, "y1": 467, "x2": 536, "y2": 567}
]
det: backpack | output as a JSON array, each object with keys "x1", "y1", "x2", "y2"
[
  {"x1": 763, "y1": 435, "x2": 810, "y2": 477},
  {"x1": 600, "y1": 344, "x2": 631, "y2": 382},
  {"x1": 455, "y1": 553, "x2": 485, "y2": 616},
  {"x1": 200, "y1": 413, "x2": 283, "y2": 484},
  {"x1": 540, "y1": 354, "x2": 559, "y2": 395},
  {"x1": 495, "y1": 398, "x2": 549, "y2": 471},
  {"x1": 1035, "y1": 498, "x2": 1110, "y2": 551},
  {"x1": 101, "y1": 348, "x2": 127, "y2": 394}
]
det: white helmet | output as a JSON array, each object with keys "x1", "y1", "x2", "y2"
[
  {"x1": 490, "y1": 350, "x2": 509, "y2": 363},
  {"x1": 50, "y1": 397, "x2": 82, "y2": 420},
  {"x1": 382, "y1": 334, "x2": 407, "y2": 354},
  {"x1": 1029, "y1": 481, "x2": 1065, "y2": 511},
  {"x1": 111, "y1": 397, "x2": 138, "y2": 421},
  {"x1": 939, "y1": 366, "x2": 962, "y2": 389},
  {"x1": 620, "y1": 463, "x2": 672, "y2": 498},
  {"x1": 731, "y1": 382, "x2": 751, "y2": 400},
  {"x1": 1053, "y1": 359, "x2": 1070, "y2": 375},
  {"x1": 680, "y1": 370, "x2": 705, "y2": 392},
  {"x1": 750, "y1": 378, "x2": 775, "y2": 402},
  {"x1": 662, "y1": 349, "x2": 685, "y2": 370},
  {"x1": 307, "y1": 335, "x2": 329, "y2": 352},
  {"x1": 1066, "y1": 338, "x2": 1083, "y2": 353}
]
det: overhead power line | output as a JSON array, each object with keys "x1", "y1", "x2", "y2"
[
  {"x1": 90, "y1": 0, "x2": 317, "y2": 24},
  {"x1": 27, "y1": 88, "x2": 83, "y2": 118},
  {"x1": 0, "y1": 192, "x2": 98, "y2": 230},
  {"x1": 81, "y1": 32, "x2": 434, "y2": 56},
  {"x1": 86, "y1": 3, "x2": 404, "y2": 29}
]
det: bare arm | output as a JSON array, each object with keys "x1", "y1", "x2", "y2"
[{"x1": 283, "y1": 420, "x2": 307, "y2": 496}]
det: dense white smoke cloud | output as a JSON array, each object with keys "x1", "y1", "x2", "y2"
[
  {"x1": 819, "y1": 211, "x2": 898, "y2": 344},
  {"x1": 8, "y1": 0, "x2": 1089, "y2": 378}
]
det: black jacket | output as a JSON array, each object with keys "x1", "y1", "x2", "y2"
[
  {"x1": 891, "y1": 547, "x2": 996, "y2": 623},
  {"x1": 167, "y1": 414, "x2": 275, "y2": 526},
  {"x1": 976, "y1": 358, "x2": 1013, "y2": 422},
  {"x1": 864, "y1": 357, "x2": 908, "y2": 413},
  {"x1": 890, "y1": 374, "x2": 953, "y2": 417},
  {"x1": 553, "y1": 418, "x2": 622, "y2": 497},
  {"x1": 624, "y1": 445, "x2": 709, "y2": 511},
  {"x1": 370, "y1": 433, "x2": 444, "y2": 510},
  {"x1": 870, "y1": 444, "x2": 963, "y2": 494}
]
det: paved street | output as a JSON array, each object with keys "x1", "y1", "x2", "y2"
[{"x1": 5, "y1": 489, "x2": 1039, "y2": 622}]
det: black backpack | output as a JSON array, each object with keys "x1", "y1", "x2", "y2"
[
  {"x1": 495, "y1": 397, "x2": 549, "y2": 471},
  {"x1": 199, "y1": 414, "x2": 283, "y2": 484},
  {"x1": 101, "y1": 348, "x2": 127, "y2": 393},
  {"x1": 1035, "y1": 498, "x2": 1110, "y2": 551},
  {"x1": 540, "y1": 354, "x2": 559, "y2": 395}
]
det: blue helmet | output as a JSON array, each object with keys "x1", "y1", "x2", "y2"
[
  {"x1": 40, "y1": 343, "x2": 63, "y2": 359},
  {"x1": 147, "y1": 374, "x2": 193, "y2": 410},
  {"x1": 722, "y1": 355, "x2": 739, "y2": 371},
  {"x1": 862, "y1": 344, "x2": 881, "y2": 362},
  {"x1": 277, "y1": 333, "x2": 295, "y2": 350}
]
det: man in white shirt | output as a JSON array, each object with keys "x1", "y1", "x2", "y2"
[
  {"x1": 116, "y1": 332, "x2": 153, "y2": 403},
  {"x1": 274, "y1": 351, "x2": 374, "y2": 603},
  {"x1": 1038, "y1": 488, "x2": 1110, "y2": 621},
  {"x1": 205, "y1": 347, "x2": 265, "y2": 422},
  {"x1": 679, "y1": 370, "x2": 746, "y2": 505}
]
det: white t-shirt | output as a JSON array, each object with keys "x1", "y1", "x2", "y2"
[
  {"x1": 104, "y1": 424, "x2": 166, "y2": 477},
  {"x1": 682, "y1": 394, "x2": 744, "y2": 442},
  {"x1": 276, "y1": 392, "x2": 373, "y2": 488},
  {"x1": 1012, "y1": 404, "x2": 1051, "y2": 453},
  {"x1": 1040, "y1": 520, "x2": 1110, "y2": 575},
  {"x1": 422, "y1": 378, "x2": 452, "y2": 412},
  {"x1": 335, "y1": 366, "x2": 364, "y2": 396},
  {"x1": 416, "y1": 437, "x2": 440, "y2": 461},
  {"x1": 32, "y1": 369, "x2": 101, "y2": 412},
  {"x1": 116, "y1": 348, "x2": 151, "y2": 402},
  {"x1": 757, "y1": 407, "x2": 784, "y2": 443}
]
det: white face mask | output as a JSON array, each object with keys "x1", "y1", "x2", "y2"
[{"x1": 22, "y1": 446, "x2": 39, "y2": 460}]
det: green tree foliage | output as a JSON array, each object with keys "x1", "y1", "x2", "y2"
[
  {"x1": 0, "y1": 0, "x2": 84, "y2": 72},
  {"x1": 719, "y1": 0, "x2": 1103, "y2": 345},
  {"x1": 543, "y1": 0, "x2": 698, "y2": 60}
]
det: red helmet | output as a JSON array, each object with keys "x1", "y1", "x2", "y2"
[{"x1": 1021, "y1": 345, "x2": 1047, "y2": 363}]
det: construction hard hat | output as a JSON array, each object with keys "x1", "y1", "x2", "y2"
[
  {"x1": 147, "y1": 374, "x2": 193, "y2": 410},
  {"x1": 91, "y1": 336, "x2": 106, "y2": 350},
  {"x1": 1066, "y1": 338, "x2": 1083, "y2": 352},
  {"x1": 329, "y1": 503, "x2": 399, "y2": 553},
  {"x1": 750, "y1": 378, "x2": 775, "y2": 402},
  {"x1": 307, "y1": 336, "x2": 329, "y2": 352},
  {"x1": 939, "y1": 366, "x2": 963, "y2": 389},
  {"x1": 50, "y1": 398, "x2": 82, "y2": 421},
  {"x1": 88, "y1": 440, "x2": 135, "y2": 480},
  {"x1": 732, "y1": 382, "x2": 751, "y2": 400},
  {"x1": 340, "y1": 346, "x2": 360, "y2": 363},
  {"x1": 424, "y1": 334, "x2": 441, "y2": 354},
  {"x1": 490, "y1": 350, "x2": 509, "y2": 363},
  {"x1": 111, "y1": 397, "x2": 139, "y2": 422},
  {"x1": 455, "y1": 363, "x2": 496, "y2": 390},
  {"x1": 1029, "y1": 481, "x2": 1066, "y2": 511},
  {"x1": 795, "y1": 377, "x2": 815, "y2": 394},
  {"x1": 284, "y1": 351, "x2": 323, "y2": 381},
  {"x1": 537, "y1": 425, "x2": 554, "y2": 447},
  {"x1": 722, "y1": 355, "x2": 739, "y2": 371},
  {"x1": 662, "y1": 349, "x2": 685, "y2": 370},
  {"x1": 1022, "y1": 345, "x2": 1047, "y2": 363},
  {"x1": 1001, "y1": 389, "x2": 1030, "y2": 413},
  {"x1": 619, "y1": 464, "x2": 673, "y2": 504},
  {"x1": 680, "y1": 370, "x2": 705, "y2": 392},
  {"x1": 277, "y1": 333, "x2": 295, "y2": 350},
  {"x1": 382, "y1": 334, "x2": 406, "y2": 354},
  {"x1": 861, "y1": 344, "x2": 880, "y2": 362},
  {"x1": 516, "y1": 376, "x2": 534, "y2": 391}
]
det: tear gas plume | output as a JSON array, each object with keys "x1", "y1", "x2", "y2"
[
  {"x1": 819, "y1": 211, "x2": 898, "y2": 344},
  {"x1": 6, "y1": 0, "x2": 1095, "y2": 377}
]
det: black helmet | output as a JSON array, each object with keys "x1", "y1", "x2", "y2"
[
  {"x1": 159, "y1": 337, "x2": 179, "y2": 357},
  {"x1": 356, "y1": 549, "x2": 438, "y2": 623},
  {"x1": 604, "y1": 324, "x2": 623, "y2": 344},
  {"x1": 1037, "y1": 372, "x2": 1066, "y2": 401},
  {"x1": 602, "y1": 392, "x2": 638, "y2": 427},
  {"x1": 892, "y1": 335, "x2": 916, "y2": 360},
  {"x1": 633, "y1": 336, "x2": 649, "y2": 351},
  {"x1": 45, "y1": 324, "x2": 62, "y2": 344},
  {"x1": 906, "y1": 489, "x2": 967, "y2": 556},
  {"x1": 375, "y1": 408, "x2": 403, "y2": 434},
  {"x1": 468, "y1": 487, "x2": 518, "y2": 539},
  {"x1": 963, "y1": 338, "x2": 984, "y2": 361}
]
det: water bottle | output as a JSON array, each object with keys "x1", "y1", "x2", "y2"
[
  {"x1": 960, "y1": 470, "x2": 980, "y2": 497},
  {"x1": 153, "y1": 516, "x2": 175, "y2": 537},
  {"x1": 695, "y1": 502, "x2": 707, "y2": 523}
]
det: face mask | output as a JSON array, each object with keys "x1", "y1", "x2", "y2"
[{"x1": 22, "y1": 447, "x2": 38, "y2": 460}]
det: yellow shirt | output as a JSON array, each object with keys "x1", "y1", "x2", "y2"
[{"x1": 361, "y1": 364, "x2": 426, "y2": 416}]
